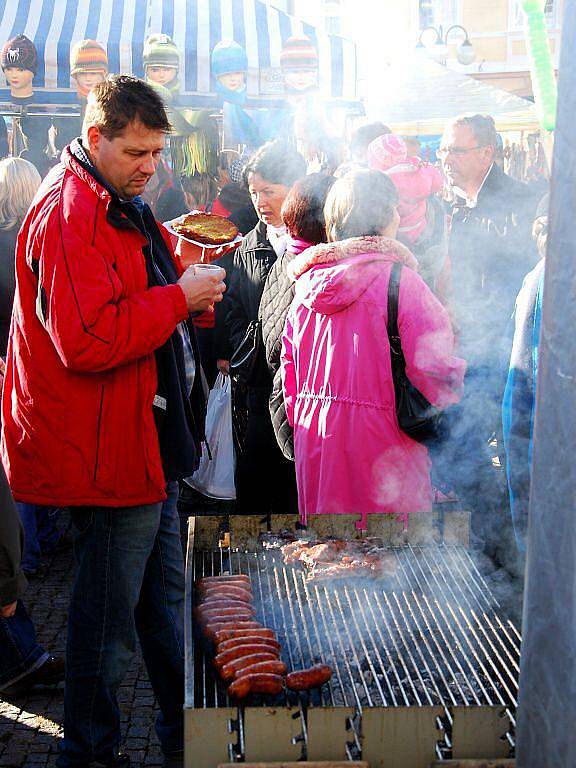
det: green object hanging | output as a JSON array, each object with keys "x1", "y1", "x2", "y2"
[{"x1": 522, "y1": 0, "x2": 558, "y2": 131}]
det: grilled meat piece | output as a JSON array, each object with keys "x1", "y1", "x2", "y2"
[
  {"x1": 285, "y1": 664, "x2": 333, "y2": 691},
  {"x1": 228, "y1": 673, "x2": 284, "y2": 699},
  {"x1": 213, "y1": 627, "x2": 277, "y2": 644}
]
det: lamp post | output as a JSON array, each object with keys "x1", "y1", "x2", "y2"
[{"x1": 416, "y1": 24, "x2": 476, "y2": 66}]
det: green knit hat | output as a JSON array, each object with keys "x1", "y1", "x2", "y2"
[{"x1": 143, "y1": 34, "x2": 180, "y2": 70}]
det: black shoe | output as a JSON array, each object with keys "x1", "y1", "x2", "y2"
[{"x1": 1, "y1": 655, "x2": 64, "y2": 696}]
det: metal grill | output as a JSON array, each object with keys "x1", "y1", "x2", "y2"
[{"x1": 185, "y1": 541, "x2": 520, "y2": 761}]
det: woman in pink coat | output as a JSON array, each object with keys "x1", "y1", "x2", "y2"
[{"x1": 281, "y1": 170, "x2": 465, "y2": 530}]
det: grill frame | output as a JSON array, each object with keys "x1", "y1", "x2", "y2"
[{"x1": 184, "y1": 517, "x2": 519, "y2": 767}]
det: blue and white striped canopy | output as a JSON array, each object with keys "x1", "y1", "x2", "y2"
[{"x1": 0, "y1": 0, "x2": 357, "y2": 102}]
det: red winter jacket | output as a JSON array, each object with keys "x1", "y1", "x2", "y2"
[{"x1": 0, "y1": 147, "x2": 189, "y2": 507}]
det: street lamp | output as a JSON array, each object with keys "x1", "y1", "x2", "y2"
[{"x1": 416, "y1": 25, "x2": 476, "y2": 66}]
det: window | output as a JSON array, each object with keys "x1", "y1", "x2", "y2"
[
  {"x1": 512, "y1": 0, "x2": 558, "y2": 29},
  {"x1": 419, "y1": 0, "x2": 459, "y2": 30}
]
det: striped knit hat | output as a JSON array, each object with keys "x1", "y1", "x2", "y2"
[
  {"x1": 1, "y1": 35, "x2": 38, "y2": 74},
  {"x1": 70, "y1": 40, "x2": 108, "y2": 77},
  {"x1": 143, "y1": 34, "x2": 180, "y2": 70},
  {"x1": 280, "y1": 36, "x2": 318, "y2": 72}
]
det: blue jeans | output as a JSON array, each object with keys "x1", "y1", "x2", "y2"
[
  {"x1": 0, "y1": 600, "x2": 49, "y2": 689},
  {"x1": 58, "y1": 482, "x2": 184, "y2": 767},
  {"x1": 17, "y1": 504, "x2": 62, "y2": 572}
]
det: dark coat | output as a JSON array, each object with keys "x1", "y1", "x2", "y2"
[
  {"x1": 222, "y1": 221, "x2": 298, "y2": 515},
  {"x1": 448, "y1": 164, "x2": 539, "y2": 367},
  {"x1": 223, "y1": 220, "x2": 277, "y2": 389},
  {"x1": 259, "y1": 250, "x2": 296, "y2": 461},
  {"x1": 0, "y1": 227, "x2": 17, "y2": 357},
  {"x1": 0, "y1": 461, "x2": 27, "y2": 606}
]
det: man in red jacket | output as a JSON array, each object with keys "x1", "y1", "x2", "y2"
[{"x1": 1, "y1": 76, "x2": 225, "y2": 768}]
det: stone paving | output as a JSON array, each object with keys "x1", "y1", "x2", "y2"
[{"x1": 0, "y1": 514, "x2": 170, "y2": 768}]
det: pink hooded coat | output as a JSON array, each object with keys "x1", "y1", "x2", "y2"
[{"x1": 281, "y1": 236, "x2": 466, "y2": 529}]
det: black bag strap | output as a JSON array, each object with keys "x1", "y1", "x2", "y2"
[{"x1": 386, "y1": 262, "x2": 406, "y2": 375}]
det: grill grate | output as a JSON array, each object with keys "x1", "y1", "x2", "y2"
[{"x1": 188, "y1": 544, "x2": 519, "y2": 720}]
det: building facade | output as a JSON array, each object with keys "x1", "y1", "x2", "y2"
[{"x1": 291, "y1": 0, "x2": 562, "y2": 99}]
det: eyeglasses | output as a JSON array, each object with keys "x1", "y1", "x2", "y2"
[{"x1": 437, "y1": 145, "x2": 486, "y2": 159}]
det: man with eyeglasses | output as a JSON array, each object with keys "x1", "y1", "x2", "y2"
[{"x1": 436, "y1": 113, "x2": 539, "y2": 571}]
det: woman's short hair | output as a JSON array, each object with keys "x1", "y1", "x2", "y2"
[
  {"x1": 242, "y1": 140, "x2": 306, "y2": 188},
  {"x1": 324, "y1": 170, "x2": 399, "y2": 242},
  {"x1": 281, "y1": 173, "x2": 335, "y2": 245},
  {"x1": 0, "y1": 157, "x2": 41, "y2": 231}
]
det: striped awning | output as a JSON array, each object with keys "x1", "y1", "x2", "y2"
[{"x1": 0, "y1": 0, "x2": 357, "y2": 103}]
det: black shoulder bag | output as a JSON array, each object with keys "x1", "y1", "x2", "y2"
[{"x1": 387, "y1": 262, "x2": 445, "y2": 444}]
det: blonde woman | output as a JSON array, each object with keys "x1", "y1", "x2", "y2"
[{"x1": 0, "y1": 157, "x2": 41, "y2": 355}]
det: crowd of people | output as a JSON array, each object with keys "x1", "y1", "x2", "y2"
[{"x1": 0, "y1": 74, "x2": 546, "y2": 767}]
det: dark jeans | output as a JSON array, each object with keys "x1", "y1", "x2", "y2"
[
  {"x1": 17, "y1": 504, "x2": 61, "y2": 572},
  {"x1": 0, "y1": 600, "x2": 49, "y2": 689},
  {"x1": 57, "y1": 482, "x2": 184, "y2": 767}
]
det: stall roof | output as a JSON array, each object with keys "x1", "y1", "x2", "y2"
[
  {"x1": 364, "y1": 56, "x2": 539, "y2": 134},
  {"x1": 0, "y1": 0, "x2": 358, "y2": 105}
]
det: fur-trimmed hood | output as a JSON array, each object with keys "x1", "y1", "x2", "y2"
[
  {"x1": 288, "y1": 236, "x2": 419, "y2": 316},
  {"x1": 288, "y1": 236, "x2": 418, "y2": 280}
]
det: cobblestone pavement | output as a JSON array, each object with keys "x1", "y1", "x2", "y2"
[{"x1": 0, "y1": 513, "x2": 172, "y2": 768}]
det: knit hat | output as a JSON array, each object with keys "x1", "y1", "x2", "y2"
[
  {"x1": 280, "y1": 36, "x2": 318, "y2": 72},
  {"x1": 211, "y1": 41, "x2": 248, "y2": 78},
  {"x1": 367, "y1": 134, "x2": 408, "y2": 173},
  {"x1": 143, "y1": 34, "x2": 180, "y2": 70},
  {"x1": 1, "y1": 35, "x2": 38, "y2": 75},
  {"x1": 70, "y1": 40, "x2": 108, "y2": 77}
]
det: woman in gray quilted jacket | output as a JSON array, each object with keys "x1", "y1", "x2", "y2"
[{"x1": 260, "y1": 173, "x2": 335, "y2": 461}]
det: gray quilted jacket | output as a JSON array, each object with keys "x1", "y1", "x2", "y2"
[{"x1": 259, "y1": 250, "x2": 296, "y2": 461}]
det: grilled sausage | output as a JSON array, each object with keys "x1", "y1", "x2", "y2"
[
  {"x1": 213, "y1": 627, "x2": 277, "y2": 645},
  {"x1": 221, "y1": 652, "x2": 278, "y2": 681},
  {"x1": 215, "y1": 644, "x2": 280, "y2": 670},
  {"x1": 196, "y1": 606, "x2": 255, "y2": 623},
  {"x1": 228, "y1": 673, "x2": 284, "y2": 699},
  {"x1": 198, "y1": 598, "x2": 253, "y2": 610},
  {"x1": 200, "y1": 586, "x2": 253, "y2": 603},
  {"x1": 204, "y1": 620, "x2": 262, "y2": 640},
  {"x1": 234, "y1": 660, "x2": 287, "y2": 678},
  {"x1": 285, "y1": 664, "x2": 333, "y2": 691},
  {"x1": 217, "y1": 636, "x2": 281, "y2": 654},
  {"x1": 197, "y1": 575, "x2": 250, "y2": 586}
]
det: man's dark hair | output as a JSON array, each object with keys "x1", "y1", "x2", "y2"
[
  {"x1": 242, "y1": 141, "x2": 306, "y2": 188},
  {"x1": 350, "y1": 121, "x2": 391, "y2": 162},
  {"x1": 281, "y1": 173, "x2": 335, "y2": 244},
  {"x1": 83, "y1": 75, "x2": 171, "y2": 140}
]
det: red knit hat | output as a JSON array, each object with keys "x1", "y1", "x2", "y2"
[
  {"x1": 1, "y1": 35, "x2": 38, "y2": 75},
  {"x1": 280, "y1": 36, "x2": 318, "y2": 71}
]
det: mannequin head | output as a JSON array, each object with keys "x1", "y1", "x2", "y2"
[
  {"x1": 211, "y1": 41, "x2": 248, "y2": 99},
  {"x1": 143, "y1": 34, "x2": 180, "y2": 93},
  {"x1": 1, "y1": 35, "x2": 38, "y2": 99},
  {"x1": 70, "y1": 40, "x2": 108, "y2": 99},
  {"x1": 280, "y1": 36, "x2": 319, "y2": 94}
]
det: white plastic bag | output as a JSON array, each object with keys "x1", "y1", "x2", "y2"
[{"x1": 187, "y1": 373, "x2": 236, "y2": 499}]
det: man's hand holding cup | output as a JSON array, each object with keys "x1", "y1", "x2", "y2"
[{"x1": 177, "y1": 263, "x2": 226, "y2": 313}]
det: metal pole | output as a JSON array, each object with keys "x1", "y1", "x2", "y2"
[{"x1": 516, "y1": 2, "x2": 576, "y2": 764}]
